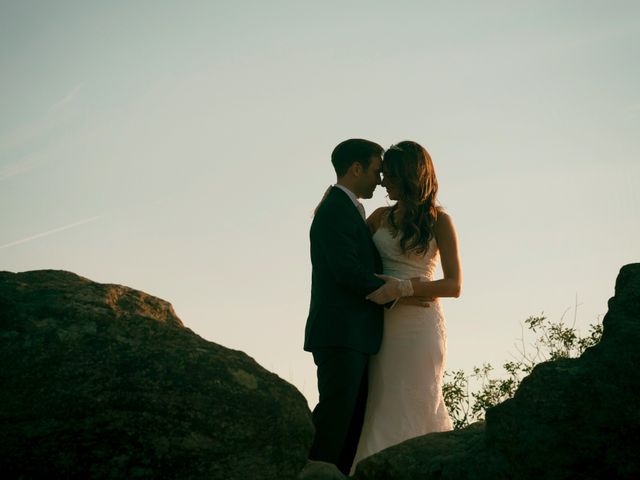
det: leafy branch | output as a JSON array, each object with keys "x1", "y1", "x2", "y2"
[{"x1": 443, "y1": 308, "x2": 603, "y2": 429}]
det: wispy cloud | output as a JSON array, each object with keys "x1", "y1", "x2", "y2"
[
  {"x1": 625, "y1": 103, "x2": 640, "y2": 114},
  {"x1": 48, "y1": 83, "x2": 85, "y2": 114},
  {"x1": 0, "y1": 215, "x2": 102, "y2": 250},
  {"x1": 0, "y1": 158, "x2": 38, "y2": 181},
  {"x1": 0, "y1": 83, "x2": 86, "y2": 183},
  {"x1": 0, "y1": 82, "x2": 85, "y2": 154}
]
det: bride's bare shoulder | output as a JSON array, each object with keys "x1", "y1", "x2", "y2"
[
  {"x1": 435, "y1": 207, "x2": 451, "y2": 222},
  {"x1": 434, "y1": 208, "x2": 457, "y2": 235},
  {"x1": 367, "y1": 207, "x2": 391, "y2": 234}
]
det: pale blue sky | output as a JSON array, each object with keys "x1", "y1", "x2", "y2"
[{"x1": 1, "y1": 1, "x2": 638, "y2": 406}]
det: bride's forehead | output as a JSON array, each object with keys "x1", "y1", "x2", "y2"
[{"x1": 382, "y1": 161, "x2": 393, "y2": 173}]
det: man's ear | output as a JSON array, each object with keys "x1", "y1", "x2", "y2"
[{"x1": 351, "y1": 161, "x2": 363, "y2": 177}]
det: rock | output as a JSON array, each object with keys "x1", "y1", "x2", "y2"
[
  {"x1": 352, "y1": 422, "x2": 505, "y2": 479},
  {"x1": 0, "y1": 270, "x2": 313, "y2": 479},
  {"x1": 352, "y1": 263, "x2": 640, "y2": 479},
  {"x1": 296, "y1": 460, "x2": 346, "y2": 480}
]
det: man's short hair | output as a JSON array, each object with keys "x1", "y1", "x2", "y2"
[{"x1": 331, "y1": 139, "x2": 384, "y2": 178}]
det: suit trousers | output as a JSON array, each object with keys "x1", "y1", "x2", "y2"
[{"x1": 308, "y1": 347, "x2": 369, "y2": 475}]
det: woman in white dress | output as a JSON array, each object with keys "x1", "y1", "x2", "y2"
[{"x1": 350, "y1": 140, "x2": 462, "y2": 473}]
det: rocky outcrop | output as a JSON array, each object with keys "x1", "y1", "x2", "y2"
[
  {"x1": 353, "y1": 263, "x2": 640, "y2": 480},
  {"x1": 4, "y1": 265, "x2": 638, "y2": 480},
  {"x1": 0, "y1": 270, "x2": 313, "y2": 479}
]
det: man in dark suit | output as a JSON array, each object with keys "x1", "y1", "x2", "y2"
[{"x1": 302, "y1": 139, "x2": 388, "y2": 476}]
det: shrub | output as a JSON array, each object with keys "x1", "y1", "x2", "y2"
[{"x1": 443, "y1": 311, "x2": 603, "y2": 429}]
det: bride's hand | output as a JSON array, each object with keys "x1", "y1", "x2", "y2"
[{"x1": 366, "y1": 274, "x2": 414, "y2": 304}]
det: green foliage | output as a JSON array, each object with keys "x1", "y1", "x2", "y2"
[{"x1": 443, "y1": 311, "x2": 603, "y2": 429}]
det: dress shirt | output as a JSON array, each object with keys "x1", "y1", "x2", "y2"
[{"x1": 334, "y1": 184, "x2": 366, "y2": 221}]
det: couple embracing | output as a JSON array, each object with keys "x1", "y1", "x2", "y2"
[{"x1": 302, "y1": 139, "x2": 462, "y2": 477}]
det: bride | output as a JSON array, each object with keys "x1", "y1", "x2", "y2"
[{"x1": 350, "y1": 140, "x2": 462, "y2": 473}]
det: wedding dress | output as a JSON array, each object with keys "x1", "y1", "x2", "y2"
[{"x1": 351, "y1": 225, "x2": 453, "y2": 472}]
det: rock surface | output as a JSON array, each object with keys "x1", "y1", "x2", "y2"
[
  {"x1": 0, "y1": 270, "x2": 313, "y2": 479},
  {"x1": 296, "y1": 460, "x2": 346, "y2": 480},
  {"x1": 352, "y1": 263, "x2": 640, "y2": 480}
]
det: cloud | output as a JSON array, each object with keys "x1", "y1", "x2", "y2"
[
  {"x1": 0, "y1": 82, "x2": 85, "y2": 153},
  {"x1": 625, "y1": 103, "x2": 640, "y2": 114},
  {"x1": 0, "y1": 83, "x2": 86, "y2": 183},
  {"x1": 0, "y1": 158, "x2": 38, "y2": 181},
  {"x1": 0, "y1": 215, "x2": 102, "y2": 250},
  {"x1": 48, "y1": 83, "x2": 85, "y2": 113}
]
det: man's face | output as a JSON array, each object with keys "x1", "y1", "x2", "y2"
[{"x1": 358, "y1": 154, "x2": 383, "y2": 199}]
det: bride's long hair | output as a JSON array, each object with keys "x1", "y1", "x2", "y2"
[{"x1": 384, "y1": 140, "x2": 440, "y2": 255}]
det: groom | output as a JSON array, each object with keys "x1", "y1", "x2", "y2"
[{"x1": 302, "y1": 138, "x2": 389, "y2": 475}]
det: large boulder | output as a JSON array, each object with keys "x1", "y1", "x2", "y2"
[
  {"x1": 352, "y1": 263, "x2": 640, "y2": 480},
  {"x1": 0, "y1": 270, "x2": 313, "y2": 479}
]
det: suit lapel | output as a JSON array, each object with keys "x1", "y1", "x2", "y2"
[
  {"x1": 330, "y1": 186, "x2": 369, "y2": 228},
  {"x1": 328, "y1": 187, "x2": 382, "y2": 271}
]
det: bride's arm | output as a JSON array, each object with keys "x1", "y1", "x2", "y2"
[{"x1": 409, "y1": 211, "x2": 462, "y2": 298}]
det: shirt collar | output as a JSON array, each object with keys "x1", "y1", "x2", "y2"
[
  {"x1": 333, "y1": 184, "x2": 366, "y2": 220},
  {"x1": 333, "y1": 184, "x2": 360, "y2": 209}
]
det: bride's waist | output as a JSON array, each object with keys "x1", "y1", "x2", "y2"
[
  {"x1": 383, "y1": 269, "x2": 433, "y2": 281},
  {"x1": 385, "y1": 301, "x2": 444, "y2": 323}
]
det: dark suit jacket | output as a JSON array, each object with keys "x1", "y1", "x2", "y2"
[{"x1": 304, "y1": 187, "x2": 385, "y2": 354}]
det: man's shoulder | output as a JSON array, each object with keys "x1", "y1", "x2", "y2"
[
  {"x1": 315, "y1": 187, "x2": 349, "y2": 216},
  {"x1": 326, "y1": 186, "x2": 351, "y2": 203},
  {"x1": 311, "y1": 189, "x2": 356, "y2": 234}
]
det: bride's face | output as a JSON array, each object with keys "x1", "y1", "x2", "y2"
[{"x1": 381, "y1": 166, "x2": 400, "y2": 200}]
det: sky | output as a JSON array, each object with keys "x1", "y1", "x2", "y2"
[{"x1": 1, "y1": 1, "x2": 638, "y2": 407}]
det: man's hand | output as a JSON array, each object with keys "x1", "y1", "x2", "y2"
[{"x1": 365, "y1": 274, "x2": 414, "y2": 305}]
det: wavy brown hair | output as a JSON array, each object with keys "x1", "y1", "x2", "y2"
[{"x1": 383, "y1": 140, "x2": 440, "y2": 255}]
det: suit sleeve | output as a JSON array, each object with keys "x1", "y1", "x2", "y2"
[{"x1": 312, "y1": 207, "x2": 385, "y2": 298}]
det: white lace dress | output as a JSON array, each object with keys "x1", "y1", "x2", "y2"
[{"x1": 351, "y1": 226, "x2": 453, "y2": 472}]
